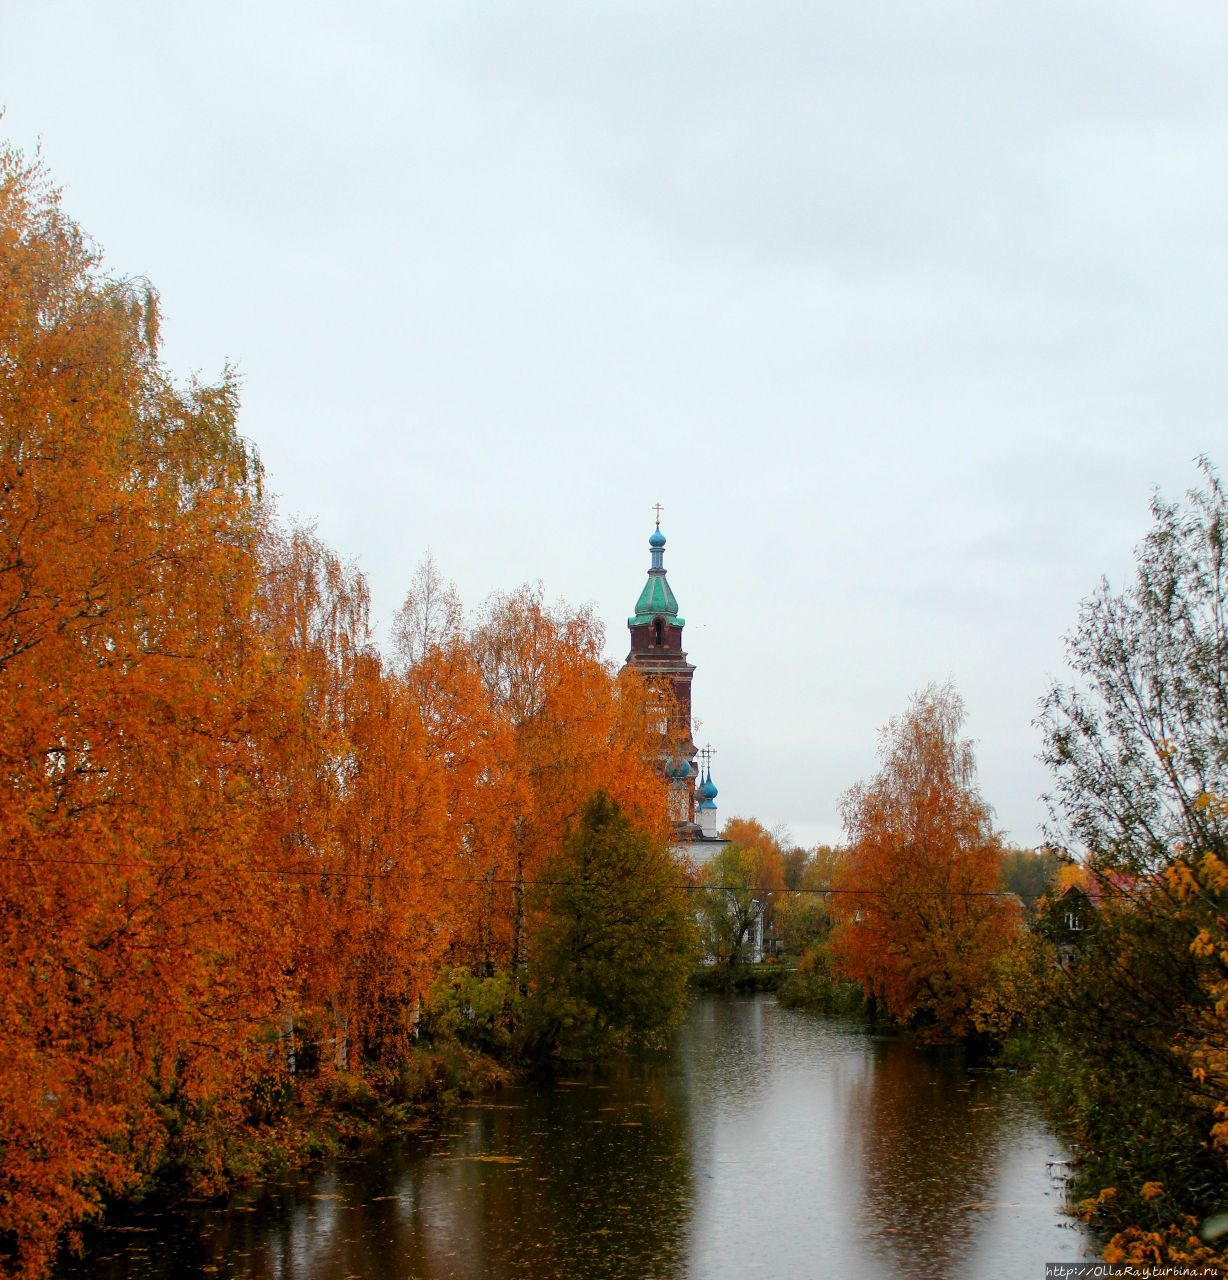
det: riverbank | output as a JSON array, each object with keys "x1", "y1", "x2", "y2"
[
  {"x1": 689, "y1": 962, "x2": 790, "y2": 993},
  {"x1": 689, "y1": 961, "x2": 867, "y2": 1011},
  {"x1": 776, "y1": 964, "x2": 867, "y2": 1015},
  {"x1": 74, "y1": 1041, "x2": 510, "y2": 1256},
  {"x1": 59, "y1": 993, "x2": 1093, "y2": 1280}
]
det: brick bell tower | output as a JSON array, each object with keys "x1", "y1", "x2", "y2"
[{"x1": 624, "y1": 507, "x2": 698, "y2": 835}]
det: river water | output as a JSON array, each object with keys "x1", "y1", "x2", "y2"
[{"x1": 64, "y1": 994, "x2": 1094, "y2": 1280}]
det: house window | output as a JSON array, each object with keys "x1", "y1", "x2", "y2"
[{"x1": 1064, "y1": 911, "x2": 1082, "y2": 931}]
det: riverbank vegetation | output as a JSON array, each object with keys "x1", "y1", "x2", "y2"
[
  {"x1": 1031, "y1": 466, "x2": 1228, "y2": 1268},
  {"x1": 0, "y1": 147, "x2": 692, "y2": 1278},
  {"x1": 695, "y1": 818, "x2": 785, "y2": 966},
  {"x1": 521, "y1": 790, "x2": 697, "y2": 1062},
  {"x1": 766, "y1": 467, "x2": 1228, "y2": 1269}
]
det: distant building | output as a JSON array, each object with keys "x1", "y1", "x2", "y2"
[
  {"x1": 622, "y1": 515, "x2": 729, "y2": 868},
  {"x1": 1037, "y1": 883, "x2": 1096, "y2": 966}
]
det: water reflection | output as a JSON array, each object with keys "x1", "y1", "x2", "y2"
[
  {"x1": 852, "y1": 1039, "x2": 1053, "y2": 1279},
  {"x1": 62, "y1": 996, "x2": 1090, "y2": 1280},
  {"x1": 681, "y1": 1000, "x2": 1090, "y2": 1280},
  {"x1": 66, "y1": 1056, "x2": 693, "y2": 1280}
]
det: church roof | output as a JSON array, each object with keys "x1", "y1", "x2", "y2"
[
  {"x1": 628, "y1": 523, "x2": 685, "y2": 628},
  {"x1": 629, "y1": 571, "x2": 684, "y2": 627}
]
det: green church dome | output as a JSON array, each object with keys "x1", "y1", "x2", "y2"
[
  {"x1": 629, "y1": 573, "x2": 684, "y2": 627},
  {"x1": 628, "y1": 523, "x2": 685, "y2": 628}
]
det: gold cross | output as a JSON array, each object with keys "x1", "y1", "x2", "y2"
[{"x1": 653, "y1": 502, "x2": 664, "y2": 527}]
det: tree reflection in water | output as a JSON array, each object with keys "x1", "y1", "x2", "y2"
[
  {"x1": 63, "y1": 997, "x2": 1088, "y2": 1280},
  {"x1": 62, "y1": 1056, "x2": 693, "y2": 1280},
  {"x1": 403, "y1": 1060, "x2": 693, "y2": 1279},
  {"x1": 850, "y1": 1037, "x2": 1012, "y2": 1278}
]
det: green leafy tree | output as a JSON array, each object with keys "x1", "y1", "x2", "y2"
[
  {"x1": 774, "y1": 891, "x2": 831, "y2": 958},
  {"x1": 525, "y1": 791, "x2": 697, "y2": 1062},
  {"x1": 781, "y1": 845, "x2": 810, "y2": 890},
  {"x1": 999, "y1": 846, "x2": 1064, "y2": 915},
  {"x1": 775, "y1": 849, "x2": 846, "y2": 957},
  {"x1": 696, "y1": 844, "x2": 766, "y2": 966}
]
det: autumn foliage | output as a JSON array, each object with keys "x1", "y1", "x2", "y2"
[
  {"x1": 0, "y1": 147, "x2": 668, "y2": 1277},
  {"x1": 830, "y1": 683, "x2": 1020, "y2": 1042},
  {"x1": 696, "y1": 817, "x2": 786, "y2": 966},
  {"x1": 1039, "y1": 466, "x2": 1228, "y2": 1266},
  {"x1": 0, "y1": 146, "x2": 286, "y2": 1273}
]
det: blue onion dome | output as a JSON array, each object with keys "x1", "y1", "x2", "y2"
[
  {"x1": 665, "y1": 755, "x2": 693, "y2": 781},
  {"x1": 701, "y1": 770, "x2": 718, "y2": 800},
  {"x1": 649, "y1": 526, "x2": 666, "y2": 548}
]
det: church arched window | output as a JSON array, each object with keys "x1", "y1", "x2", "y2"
[{"x1": 653, "y1": 618, "x2": 663, "y2": 646}]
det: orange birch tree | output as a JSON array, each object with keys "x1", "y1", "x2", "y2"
[
  {"x1": 831, "y1": 683, "x2": 1020, "y2": 1041},
  {"x1": 0, "y1": 145, "x2": 286, "y2": 1275}
]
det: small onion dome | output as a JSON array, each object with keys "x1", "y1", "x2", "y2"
[
  {"x1": 665, "y1": 755, "x2": 693, "y2": 781},
  {"x1": 649, "y1": 526, "x2": 666, "y2": 548},
  {"x1": 700, "y1": 770, "x2": 718, "y2": 801}
]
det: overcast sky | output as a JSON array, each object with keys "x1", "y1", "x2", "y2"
[{"x1": 4, "y1": 2, "x2": 1225, "y2": 848}]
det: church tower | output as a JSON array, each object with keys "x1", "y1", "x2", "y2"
[
  {"x1": 624, "y1": 512, "x2": 698, "y2": 833},
  {"x1": 697, "y1": 766, "x2": 720, "y2": 839}
]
